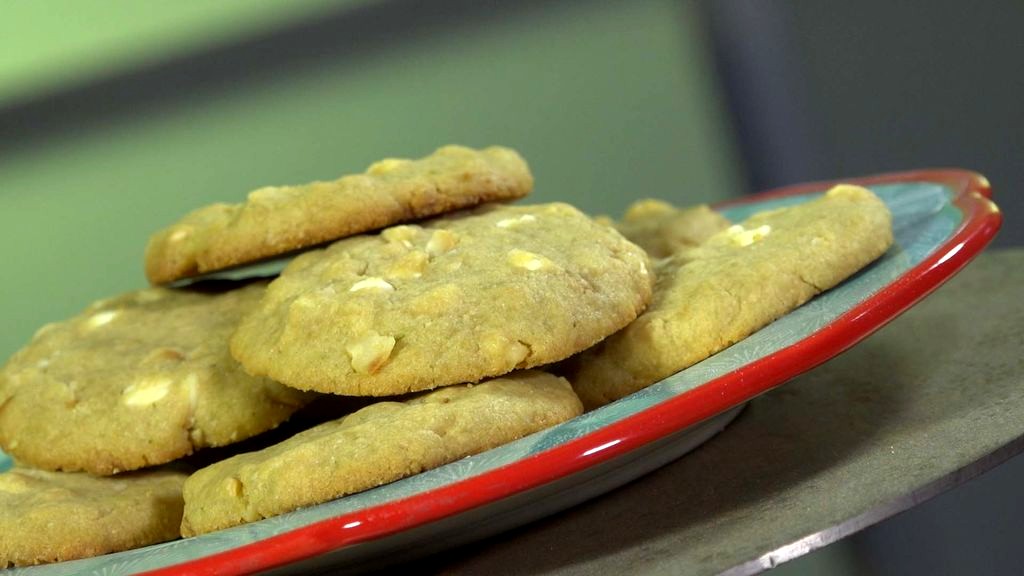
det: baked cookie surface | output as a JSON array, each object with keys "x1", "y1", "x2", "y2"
[
  {"x1": 0, "y1": 283, "x2": 313, "y2": 475},
  {"x1": 145, "y1": 145, "x2": 533, "y2": 284},
  {"x1": 566, "y1": 185, "x2": 894, "y2": 409},
  {"x1": 181, "y1": 370, "x2": 582, "y2": 536},
  {"x1": 0, "y1": 466, "x2": 186, "y2": 567},
  {"x1": 230, "y1": 202, "x2": 653, "y2": 396},
  {"x1": 612, "y1": 199, "x2": 731, "y2": 258}
]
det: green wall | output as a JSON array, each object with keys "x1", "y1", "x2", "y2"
[
  {"x1": 0, "y1": 0, "x2": 351, "y2": 103},
  {"x1": 0, "y1": 0, "x2": 743, "y2": 360}
]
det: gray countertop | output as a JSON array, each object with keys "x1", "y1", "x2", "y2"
[{"x1": 420, "y1": 248, "x2": 1024, "y2": 575}]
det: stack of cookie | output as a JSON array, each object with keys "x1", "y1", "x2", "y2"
[{"x1": 0, "y1": 145, "x2": 893, "y2": 567}]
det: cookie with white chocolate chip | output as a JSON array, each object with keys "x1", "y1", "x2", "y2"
[
  {"x1": 0, "y1": 282, "x2": 314, "y2": 475},
  {"x1": 144, "y1": 145, "x2": 534, "y2": 285},
  {"x1": 181, "y1": 370, "x2": 582, "y2": 536},
  {"x1": 0, "y1": 466, "x2": 186, "y2": 567},
  {"x1": 230, "y1": 203, "x2": 653, "y2": 396},
  {"x1": 565, "y1": 184, "x2": 894, "y2": 409},
  {"x1": 610, "y1": 199, "x2": 732, "y2": 258}
]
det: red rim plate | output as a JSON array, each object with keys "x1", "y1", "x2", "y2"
[{"x1": 145, "y1": 169, "x2": 1002, "y2": 576}]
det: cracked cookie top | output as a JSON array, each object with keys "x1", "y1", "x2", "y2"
[
  {"x1": 230, "y1": 203, "x2": 654, "y2": 396},
  {"x1": 606, "y1": 199, "x2": 731, "y2": 259},
  {"x1": 0, "y1": 282, "x2": 314, "y2": 475},
  {"x1": 144, "y1": 145, "x2": 534, "y2": 285}
]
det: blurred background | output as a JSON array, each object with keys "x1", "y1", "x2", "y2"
[{"x1": 0, "y1": 1, "x2": 1020, "y2": 573}]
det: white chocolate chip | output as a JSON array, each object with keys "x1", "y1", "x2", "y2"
[
  {"x1": 727, "y1": 224, "x2": 772, "y2": 247},
  {"x1": 184, "y1": 374, "x2": 200, "y2": 433},
  {"x1": 367, "y1": 158, "x2": 411, "y2": 175},
  {"x1": 122, "y1": 376, "x2": 172, "y2": 407},
  {"x1": 381, "y1": 225, "x2": 420, "y2": 248},
  {"x1": 168, "y1": 227, "x2": 191, "y2": 243},
  {"x1": 85, "y1": 310, "x2": 119, "y2": 329},
  {"x1": 386, "y1": 251, "x2": 428, "y2": 279},
  {"x1": 87, "y1": 297, "x2": 115, "y2": 311},
  {"x1": 349, "y1": 277, "x2": 395, "y2": 293},
  {"x1": 322, "y1": 257, "x2": 367, "y2": 280},
  {"x1": 225, "y1": 477, "x2": 243, "y2": 498},
  {"x1": 479, "y1": 334, "x2": 531, "y2": 368},
  {"x1": 426, "y1": 229, "x2": 459, "y2": 257},
  {"x1": 184, "y1": 374, "x2": 199, "y2": 414},
  {"x1": 346, "y1": 332, "x2": 396, "y2": 375},
  {"x1": 32, "y1": 322, "x2": 58, "y2": 340},
  {"x1": 507, "y1": 249, "x2": 554, "y2": 271},
  {"x1": 496, "y1": 214, "x2": 538, "y2": 228},
  {"x1": 506, "y1": 340, "x2": 531, "y2": 367},
  {"x1": 409, "y1": 283, "x2": 461, "y2": 314},
  {"x1": 752, "y1": 224, "x2": 772, "y2": 239},
  {"x1": 248, "y1": 186, "x2": 288, "y2": 202},
  {"x1": 543, "y1": 203, "x2": 574, "y2": 215}
]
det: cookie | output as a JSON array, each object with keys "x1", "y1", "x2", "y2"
[
  {"x1": 611, "y1": 199, "x2": 732, "y2": 258},
  {"x1": 565, "y1": 184, "x2": 893, "y2": 409},
  {"x1": 230, "y1": 203, "x2": 653, "y2": 396},
  {"x1": 0, "y1": 282, "x2": 314, "y2": 475},
  {"x1": 145, "y1": 145, "x2": 534, "y2": 285},
  {"x1": 0, "y1": 466, "x2": 186, "y2": 567},
  {"x1": 181, "y1": 370, "x2": 582, "y2": 536}
]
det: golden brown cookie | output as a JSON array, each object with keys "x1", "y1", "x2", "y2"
[
  {"x1": 145, "y1": 145, "x2": 534, "y2": 285},
  {"x1": 230, "y1": 203, "x2": 653, "y2": 396},
  {"x1": 565, "y1": 185, "x2": 894, "y2": 409},
  {"x1": 0, "y1": 282, "x2": 314, "y2": 475},
  {"x1": 0, "y1": 466, "x2": 186, "y2": 567},
  {"x1": 181, "y1": 370, "x2": 582, "y2": 536},
  {"x1": 612, "y1": 199, "x2": 732, "y2": 258}
]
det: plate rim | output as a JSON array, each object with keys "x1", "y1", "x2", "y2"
[{"x1": 142, "y1": 168, "x2": 1002, "y2": 576}]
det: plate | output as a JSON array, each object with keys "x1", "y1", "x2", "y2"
[{"x1": 1, "y1": 170, "x2": 1001, "y2": 575}]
